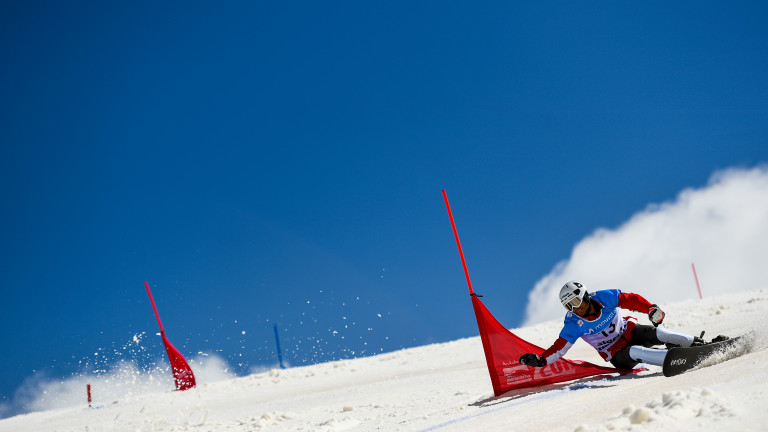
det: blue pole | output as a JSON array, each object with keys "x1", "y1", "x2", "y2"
[{"x1": 273, "y1": 323, "x2": 286, "y2": 369}]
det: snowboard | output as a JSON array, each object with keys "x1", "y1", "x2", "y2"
[{"x1": 662, "y1": 337, "x2": 742, "y2": 377}]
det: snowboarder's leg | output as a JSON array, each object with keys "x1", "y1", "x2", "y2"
[
  {"x1": 628, "y1": 346, "x2": 668, "y2": 366},
  {"x1": 609, "y1": 347, "x2": 639, "y2": 369},
  {"x1": 610, "y1": 324, "x2": 664, "y2": 368},
  {"x1": 630, "y1": 324, "x2": 663, "y2": 346},
  {"x1": 656, "y1": 327, "x2": 697, "y2": 347}
]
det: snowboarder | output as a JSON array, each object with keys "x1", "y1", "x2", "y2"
[{"x1": 519, "y1": 281, "x2": 726, "y2": 369}]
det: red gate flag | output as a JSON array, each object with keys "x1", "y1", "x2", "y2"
[
  {"x1": 442, "y1": 190, "x2": 637, "y2": 396},
  {"x1": 144, "y1": 281, "x2": 196, "y2": 391}
]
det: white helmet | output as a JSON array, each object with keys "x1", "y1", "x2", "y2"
[{"x1": 559, "y1": 281, "x2": 589, "y2": 311}]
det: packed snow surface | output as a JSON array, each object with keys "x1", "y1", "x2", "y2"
[{"x1": 1, "y1": 289, "x2": 766, "y2": 431}]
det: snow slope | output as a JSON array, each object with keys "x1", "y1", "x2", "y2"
[{"x1": 1, "y1": 289, "x2": 766, "y2": 432}]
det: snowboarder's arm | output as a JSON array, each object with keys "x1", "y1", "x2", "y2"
[
  {"x1": 540, "y1": 337, "x2": 573, "y2": 364},
  {"x1": 619, "y1": 292, "x2": 665, "y2": 326},
  {"x1": 618, "y1": 292, "x2": 653, "y2": 313},
  {"x1": 520, "y1": 338, "x2": 573, "y2": 367}
]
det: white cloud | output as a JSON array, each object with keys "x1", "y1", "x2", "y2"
[{"x1": 523, "y1": 166, "x2": 768, "y2": 325}]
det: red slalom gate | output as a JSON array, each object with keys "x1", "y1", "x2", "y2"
[{"x1": 144, "y1": 281, "x2": 196, "y2": 391}]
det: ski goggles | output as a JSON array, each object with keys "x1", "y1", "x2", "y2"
[{"x1": 560, "y1": 289, "x2": 586, "y2": 311}]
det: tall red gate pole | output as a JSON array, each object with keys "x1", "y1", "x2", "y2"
[
  {"x1": 691, "y1": 262, "x2": 703, "y2": 299},
  {"x1": 442, "y1": 190, "x2": 475, "y2": 296}
]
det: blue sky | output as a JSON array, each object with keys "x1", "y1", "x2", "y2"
[{"x1": 2, "y1": 1, "x2": 767, "y2": 414}]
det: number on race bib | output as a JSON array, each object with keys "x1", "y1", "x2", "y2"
[{"x1": 601, "y1": 322, "x2": 616, "y2": 338}]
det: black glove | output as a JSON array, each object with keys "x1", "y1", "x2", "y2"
[
  {"x1": 519, "y1": 353, "x2": 546, "y2": 367},
  {"x1": 648, "y1": 304, "x2": 665, "y2": 327}
]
